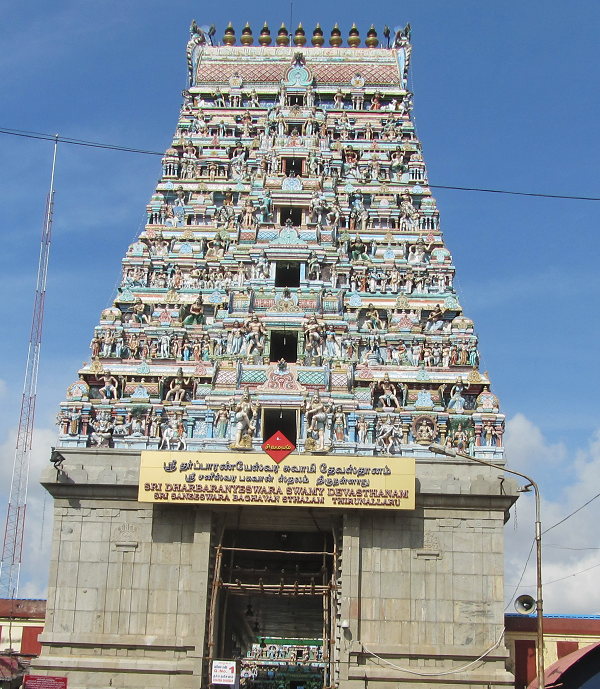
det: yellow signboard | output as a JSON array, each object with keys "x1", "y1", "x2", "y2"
[{"x1": 138, "y1": 451, "x2": 415, "y2": 510}]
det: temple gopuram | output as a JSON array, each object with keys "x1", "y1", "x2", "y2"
[{"x1": 36, "y1": 21, "x2": 518, "y2": 689}]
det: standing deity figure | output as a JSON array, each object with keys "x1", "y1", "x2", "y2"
[
  {"x1": 375, "y1": 373, "x2": 401, "y2": 408},
  {"x1": 349, "y1": 193, "x2": 369, "y2": 233},
  {"x1": 327, "y1": 198, "x2": 343, "y2": 229},
  {"x1": 241, "y1": 198, "x2": 255, "y2": 229},
  {"x1": 309, "y1": 191, "x2": 327, "y2": 224},
  {"x1": 324, "y1": 329, "x2": 340, "y2": 358},
  {"x1": 276, "y1": 111, "x2": 287, "y2": 136},
  {"x1": 159, "y1": 332, "x2": 172, "y2": 359},
  {"x1": 90, "y1": 335, "x2": 101, "y2": 358},
  {"x1": 333, "y1": 88, "x2": 345, "y2": 109},
  {"x1": 376, "y1": 415, "x2": 397, "y2": 454},
  {"x1": 65, "y1": 408, "x2": 82, "y2": 435},
  {"x1": 228, "y1": 320, "x2": 245, "y2": 356},
  {"x1": 304, "y1": 391, "x2": 331, "y2": 452},
  {"x1": 244, "y1": 315, "x2": 266, "y2": 357},
  {"x1": 303, "y1": 315, "x2": 324, "y2": 362},
  {"x1": 257, "y1": 190, "x2": 273, "y2": 223},
  {"x1": 356, "y1": 415, "x2": 369, "y2": 444},
  {"x1": 248, "y1": 89, "x2": 260, "y2": 108},
  {"x1": 214, "y1": 404, "x2": 230, "y2": 439},
  {"x1": 332, "y1": 406, "x2": 347, "y2": 443},
  {"x1": 229, "y1": 146, "x2": 247, "y2": 180},
  {"x1": 100, "y1": 331, "x2": 114, "y2": 358},
  {"x1": 254, "y1": 250, "x2": 270, "y2": 279},
  {"x1": 483, "y1": 420, "x2": 497, "y2": 447},
  {"x1": 231, "y1": 388, "x2": 259, "y2": 449},
  {"x1": 307, "y1": 251, "x2": 322, "y2": 280},
  {"x1": 399, "y1": 193, "x2": 419, "y2": 229},
  {"x1": 330, "y1": 261, "x2": 339, "y2": 289}
]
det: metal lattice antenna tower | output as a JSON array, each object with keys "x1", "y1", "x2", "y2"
[{"x1": 0, "y1": 136, "x2": 58, "y2": 599}]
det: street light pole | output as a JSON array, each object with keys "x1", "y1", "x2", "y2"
[{"x1": 428, "y1": 443, "x2": 545, "y2": 689}]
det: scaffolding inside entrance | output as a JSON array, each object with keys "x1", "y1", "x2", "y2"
[{"x1": 207, "y1": 528, "x2": 339, "y2": 689}]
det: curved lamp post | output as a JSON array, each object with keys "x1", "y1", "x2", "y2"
[{"x1": 428, "y1": 443, "x2": 544, "y2": 689}]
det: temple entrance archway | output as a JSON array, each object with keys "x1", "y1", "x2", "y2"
[{"x1": 207, "y1": 528, "x2": 338, "y2": 689}]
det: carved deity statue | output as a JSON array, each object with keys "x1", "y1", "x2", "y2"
[
  {"x1": 375, "y1": 373, "x2": 401, "y2": 408},
  {"x1": 304, "y1": 391, "x2": 331, "y2": 452},
  {"x1": 231, "y1": 388, "x2": 259, "y2": 449}
]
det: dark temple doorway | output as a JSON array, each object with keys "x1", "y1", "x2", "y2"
[
  {"x1": 275, "y1": 261, "x2": 300, "y2": 287},
  {"x1": 269, "y1": 330, "x2": 298, "y2": 363},
  {"x1": 279, "y1": 207, "x2": 302, "y2": 226},
  {"x1": 208, "y1": 528, "x2": 337, "y2": 689},
  {"x1": 262, "y1": 408, "x2": 297, "y2": 445}
]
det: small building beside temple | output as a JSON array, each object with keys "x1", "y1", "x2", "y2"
[{"x1": 35, "y1": 20, "x2": 518, "y2": 689}]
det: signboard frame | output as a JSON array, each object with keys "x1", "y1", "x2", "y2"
[
  {"x1": 24, "y1": 676, "x2": 68, "y2": 689},
  {"x1": 138, "y1": 451, "x2": 415, "y2": 510},
  {"x1": 212, "y1": 660, "x2": 237, "y2": 685}
]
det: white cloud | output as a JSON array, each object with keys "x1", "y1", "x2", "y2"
[
  {"x1": 505, "y1": 415, "x2": 600, "y2": 614},
  {"x1": 504, "y1": 412, "x2": 568, "y2": 472}
]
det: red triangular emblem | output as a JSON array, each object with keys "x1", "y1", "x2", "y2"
[{"x1": 262, "y1": 431, "x2": 295, "y2": 463}]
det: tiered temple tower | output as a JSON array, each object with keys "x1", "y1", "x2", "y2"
[
  {"x1": 55, "y1": 22, "x2": 502, "y2": 456},
  {"x1": 36, "y1": 21, "x2": 517, "y2": 689}
]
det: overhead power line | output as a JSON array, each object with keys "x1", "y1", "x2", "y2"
[
  {"x1": 543, "y1": 491, "x2": 600, "y2": 535},
  {"x1": 429, "y1": 184, "x2": 600, "y2": 202},
  {"x1": 0, "y1": 127, "x2": 163, "y2": 156},
  {"x1": 1, "y1": 126, "x2": 600, "y2": 202}
]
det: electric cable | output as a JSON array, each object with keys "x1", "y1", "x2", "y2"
[
  {"x1": 505, "y1": 539, "x2": 535, "y2": 610},
  {"x1": 544, "y1": 544, "x2": 600, "y2": 551},
  {"x1": 0, "y1": 127, "x2": 164, "y2": 156},
  {"x1": 361, "y1": 630, "x2": 505, "y2": 676},
  {"x1": 1, "y1": 126, "x2": 600, "y2": 201},
  {"x1": 543, "y1": 491, "x2": 600, "y2": 535}
]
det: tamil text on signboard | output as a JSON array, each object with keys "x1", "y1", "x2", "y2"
[
  {"x1": 24, "y1": 677, "x2": 68, "y2": 689},
  {"x1": 212, "y1": 660, "x2": 237, "y2": 685},
  {"x1": 138, "y1": 451, "x2": 415, "y2": 509}
]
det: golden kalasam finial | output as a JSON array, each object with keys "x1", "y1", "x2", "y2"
[
  {"x1": 348, "y1": 23, "x2": 360, "y2": 48},
  {"x1": 222, "y1": 22, "x2": 236, "y2": 46},
  {"x1": 240, "y1": 22, "x2": 253, "y2": 46},
  {"x1": 312, "y1": 23, "x2": 324, "y2": 47},
  {"x1": 329, "y1": 23, "x2": 342, "y2": 47},
  {"x1": 294, "y1": 23, "x2": 307, "y2": 46},
  {"x1": 365, "y1": 24, "x2": 379, "y2": 48},
  {"x1": 277, "y1": 22, "x2": 290, "y2": 46},
  {"x1": 259, "y1": 22, "x2": 272, "y2": 46}
]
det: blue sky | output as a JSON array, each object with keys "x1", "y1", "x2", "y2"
[{"x1": 1, "y1": 0, "x2": 600, "y2": 610}]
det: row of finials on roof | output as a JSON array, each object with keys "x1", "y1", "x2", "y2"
[{"x1": 189, "y1": 20, "x2": 412, "y2": 49}]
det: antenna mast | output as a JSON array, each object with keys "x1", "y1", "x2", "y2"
[{"x1": 0, "y1": 135, "x2": 58, "y2": 599}]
